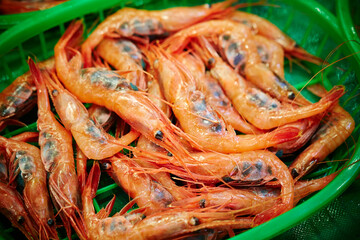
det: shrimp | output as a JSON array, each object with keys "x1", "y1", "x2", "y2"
[
  {"x1": 289, "y1": 85, "x2": 355, "y2": 181},
  {"x1": 0, "y1": 136, "x2": 58, "y2": 239},
  {"x1": 228, "y1": 11, "x2": 324, "y2": 65},
  {"x1": 55, "y1": 21, "x2": 196, "y2": 165},
  {"x1": 45, "y1": 69, "x2": 140, "y2": 160},
  {"x1": 81, "y1": 0, "x2": 236, "y2": 67},
  {"x1": 88, "y1": 104, "x2": 116, "y2": 132},
  {"x1": 0, "y1": 58, "x2": 54, "y2": 125},
  {"x1": 82, "y1": 163, "x2": 254, "y2": 240},
  {"x1": 96, "y1": 38, "x2": 147, "y2": 90},
  {"x1": 148, "y1": 44, "x2": 302, "y2": 153},
  {"x1": 191, "y1": 36, "x2": 344, "y2": 130},
  {"x1": 138, "y1": 149, "x2": 294, "y2": 224},
  {"x1": 177, "y1": 51, "x2": 263, "y2": 134},
  {"x1": 0, "y1": 182, "x2": 38, "y2": 240},
  {"x1": 28, "y1": 59, "x2": 87, "y2": 240}
]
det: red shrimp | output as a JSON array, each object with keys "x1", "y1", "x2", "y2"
[
  {"x1": 191, "y1": 36, "x2": 344, "y2": 130},
  {"x1": 82, "y1": 163, "x2": 254, "y2": 240},
  {"x1": 81, "y1": 0, "x2": 236, "y2": 67},
  {"x1": 45, "y1": 69, "x2": 140, "y2": 160},
  {"x1": 29, "y1": 59, "x2": 87, "y2": 240},
  {"x1": 228, "y1": 11, "x2": 324, "y2": 65},
  {"x1": 289, "y1": 85, "x2": 355, "y2": 181},
  {"x1": 148, "y1": 44, "x2": 302, "y2": 153},
  {"x1": 55, "y1": 21, "x2": 197, "y2": 166},
  {"x1": 96, "y1": 38, "x2": 147, "y2": 90},
  {"x1": 0, "y1": 136, "x2": 57, "y2": 239},
  {"x1": 0, "y1": 182, "x2": 38, "y2": 240}
]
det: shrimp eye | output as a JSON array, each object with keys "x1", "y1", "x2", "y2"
[
  {"x1": 291, "y1": 169, "x2": 299, "y2": 178},
  {"x1": 154, "y1": 130, "x2": 163, "y2": 141},
  {"x1": 52, "y1": 89, "x2": 59, "y2": 96},
  {"x1": 207, "y1": 58, "x2": 215, "y2": 68},
  {"x1": 167, "y1": 152, "x2": 173, "y2": 157},
  {"x1": 199, "y1": 199, "x2": 206, "y2": 208},
  {"x1": 288, "y1": 92, "x2": 295, "y2": 100},
  {"x1": 47, "y1": 218, "x2": 54, "y2": 226},
  {"x1": 17, "y1": 216, "x2": 25, "y2": 224},
  {"x1": 189, "y1": 216, "x2": 200, "y2": 226},
  {"x1": 101, "y1": 162, "x2": 111, "y2": 170},
  {"x1": 222, "y1": 176, "x2": 233, "y2": 183}
]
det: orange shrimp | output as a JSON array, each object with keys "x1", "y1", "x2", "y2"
[
  {"x1": 0, "y1": 136, "x2": 58, "y2": 239},
  {"x1": 0, "y1": 182, "x2": 38, "y2": 240},
  {"x1": 148, "y1": 44, "x2": 302, "y2": 152},
  {"x1": 289, "y1": 85, "x2": 355, "y2": 181},
  {"x1": 177, "y1": 51, "x2": 263, "y2": 134},
  {"x1": 137, "y1": 149, "x2": 294, "y2": 224},
  {"x1": 191, "y1": 36, "x2": 344, "y2": 130},
  {"x1": 0, "y1": 58, "x2": 54, "y2": 125},
  {"x1": 82, "y1": 163, "x2": 254, "y2": 240},
  {"x1": 88, "y1": 104, "x2": 116, "y2": 132},
  {"x1": 96, "y1": 38, "x2": 147, "y2": 90},
  {"x1": 29, "y1": 59, "x2": 87, "y2": 240},
  {"x1": 44, "y1": 70, "x2": 139, "y2": 160},
  {"x1": 81, "y1": 0, "x2": 236, "y2": 67},
  {"x1": 228, "y1": 11, "x2": 324, "y2": 65},
  {"x1": 55, "y1": 21, "x2": 196, "y2": 165}
]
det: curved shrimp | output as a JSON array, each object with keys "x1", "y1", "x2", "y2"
[
  {"x1": 228, "y1": 11, "x2": 324, "y2": 65},
  {"x1": 138, "y1": 149, "x2": 294, "y2": 224},
  {"x1": 44, "y1": 69, "x2": 139, "y2": 160},
  {"x1": 177, "y1": 51, "x2": 264, "y2": 134},
  {"x1": 83, "y1": 163, "x2": 254, "y2": 240},
  {"x1": 191, "y1": 36, "x2": 344, "y2": 130},
  {"x1": 148, "y1": 44, "x2": 303, "y2": 152},
  {"x1": 29, "y1": 59, "x2": 87, "y2": 240},
  {"x1": 56, "y1": 21, "x2": 197, "y2": 165},
  {"x1": 96, "y1": 38, "x2": 147, "y2": 90},
  {"x1": 81, "y1": 0, "x2": 236, "y2": 67},
  {"x1": 289, "y1": 85, "x2": 355, "y2": 181},
  {"x1": 0, "y1": 136, "x2": 57, "y2": 239},
  {"x1": 0, "y1": 182, "x2": 38, "y2": 240},
  {"x1": 0, "y1": 58, "x2": 54, "y2": 125}
]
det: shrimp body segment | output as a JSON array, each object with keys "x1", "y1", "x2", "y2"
[{"x1": 0, "y1": 136, "x2": 57, "y2": 239}]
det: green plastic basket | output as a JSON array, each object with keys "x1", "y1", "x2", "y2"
[{"x1": 0, "y1": 0, "x2": 360, "y2": 239}]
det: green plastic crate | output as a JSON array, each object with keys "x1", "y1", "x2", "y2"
[{"x1": 0, "y1": 0, "x2": 359, "y2": 239}]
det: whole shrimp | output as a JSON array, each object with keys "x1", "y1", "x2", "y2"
[
  {"x1": 81, "y1": 0, "x2": 236, "y2": 67},
  {"x1": 148, "y1": 44, "x2": 304, "y2": 153},
  {"x1": 289, "y1": 84, "x2": 355, "y2": 180},
  {"x1": 228, "y1": 11, "x2": 324, "y2": 65},
  {"x1": 96, "y1": 38, "x2": 147, "y2": 90},
  {"x1": 55, "y1": 21, "x2": 197, "y2": 166},
  {"x1": 191, "y1": 36, "x2": 344, "y2": 130},
  {"x1": 0, "y1": 58, "x2": 54, "y2": 130},
  {"x1": 44, "y1": 67, "x2": 140, "y2": 160},
  {"x1": 137, "y1": 149, "x2": 294, "y2": 224},
  {"x1": 177, "y1": 51, "x2": 263, "y2": 134},
  {"x1": 83, "y1": 163, "x2": 254, "y2": 240},
  {"x1": 29, "y1": 59, "x2": 87, "y2": 240},
  {"x1": 0, "y1": 136, "x2": 57, "y2": 239},
  {"x1": 0, "y1": 182, "x2": 38, "y2": 240}
]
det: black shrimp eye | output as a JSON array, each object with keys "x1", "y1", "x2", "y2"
[
  {"x1": 189, "y1": 216, "x2": 200, "y2": 226},
  {"x1": 288, "y1": 92, "x2": 296, "y2": 100},
  {"x1": 167, "y1": 152, "x2": 173, "y2": 157},
  {"x1": 17, "y1": 216, "x2": 25, "y2": 224},
  {"x1": 101, "y1": 162, "x2": 111, "y2": 170},
  {"x1": 207, "y1": 58, "x2": 215, "y2": 67},
  {"x1": 52, "y1": 89, "x2": 59, "y2": 96},
  {"x1": 154, "y1": 130, "x2": 163, "y2": 141},
  {"x1": 291, "y1": 169, "x2": 299, "y2": 179},
  {"x1": 47, "y1": 218, "x2": 54, "y2": 226}
]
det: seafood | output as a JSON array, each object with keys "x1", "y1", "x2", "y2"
[
  {"x1": 0, "y1": 182, "x2": 38, "y2": 240},
  {"x1": 149, "y1": 44, "x2": 304, "y2": 152},
  {"x1": 55, "y1": 20, "x2": 195, "y2": 162},
  {"x1": 82, "y1": 163, "x2": 254, "y2": 240},
  {"x1": 289, "y1": 85, "x2": 355, "y2": 180},
  {"x1": 88, "y1": 104, "x2": 116, "y2": 132},
  {"x1": 96, "y1": 38, "x2": 147, "y2": 90},
  {"x1": 81, "y1": 0, "x2": 236, "y2": 67},
  {"x1": 0, "y1": 58, "x2": 54, "y2": 128},
  {"x1": 0, "y1": 136, "x2": 57, "y2": 239},
  {"x1": 191, "y1": 36, "x2": 344, "y2": 129},
  {"x1": 29, "y1": 59, "x2": 87, "y2": 240},
  {"x1": 45, "y1": 68, "x2": 140, "y2": 160}
]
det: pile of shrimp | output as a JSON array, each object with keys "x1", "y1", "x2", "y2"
[{"x1": 0, "y1": 1, "x2": 355, "y2": 239}]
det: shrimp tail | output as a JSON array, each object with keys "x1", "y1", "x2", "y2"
[
  {"x1": 84, "y1": 162, "x2": 101, "y2": 205},
  {"x1": 285, "y1": 46, "x2": 325, "y2": 65},
  {"x1": 253, "y1": 203, "x2": 289, "y2": 226}
]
